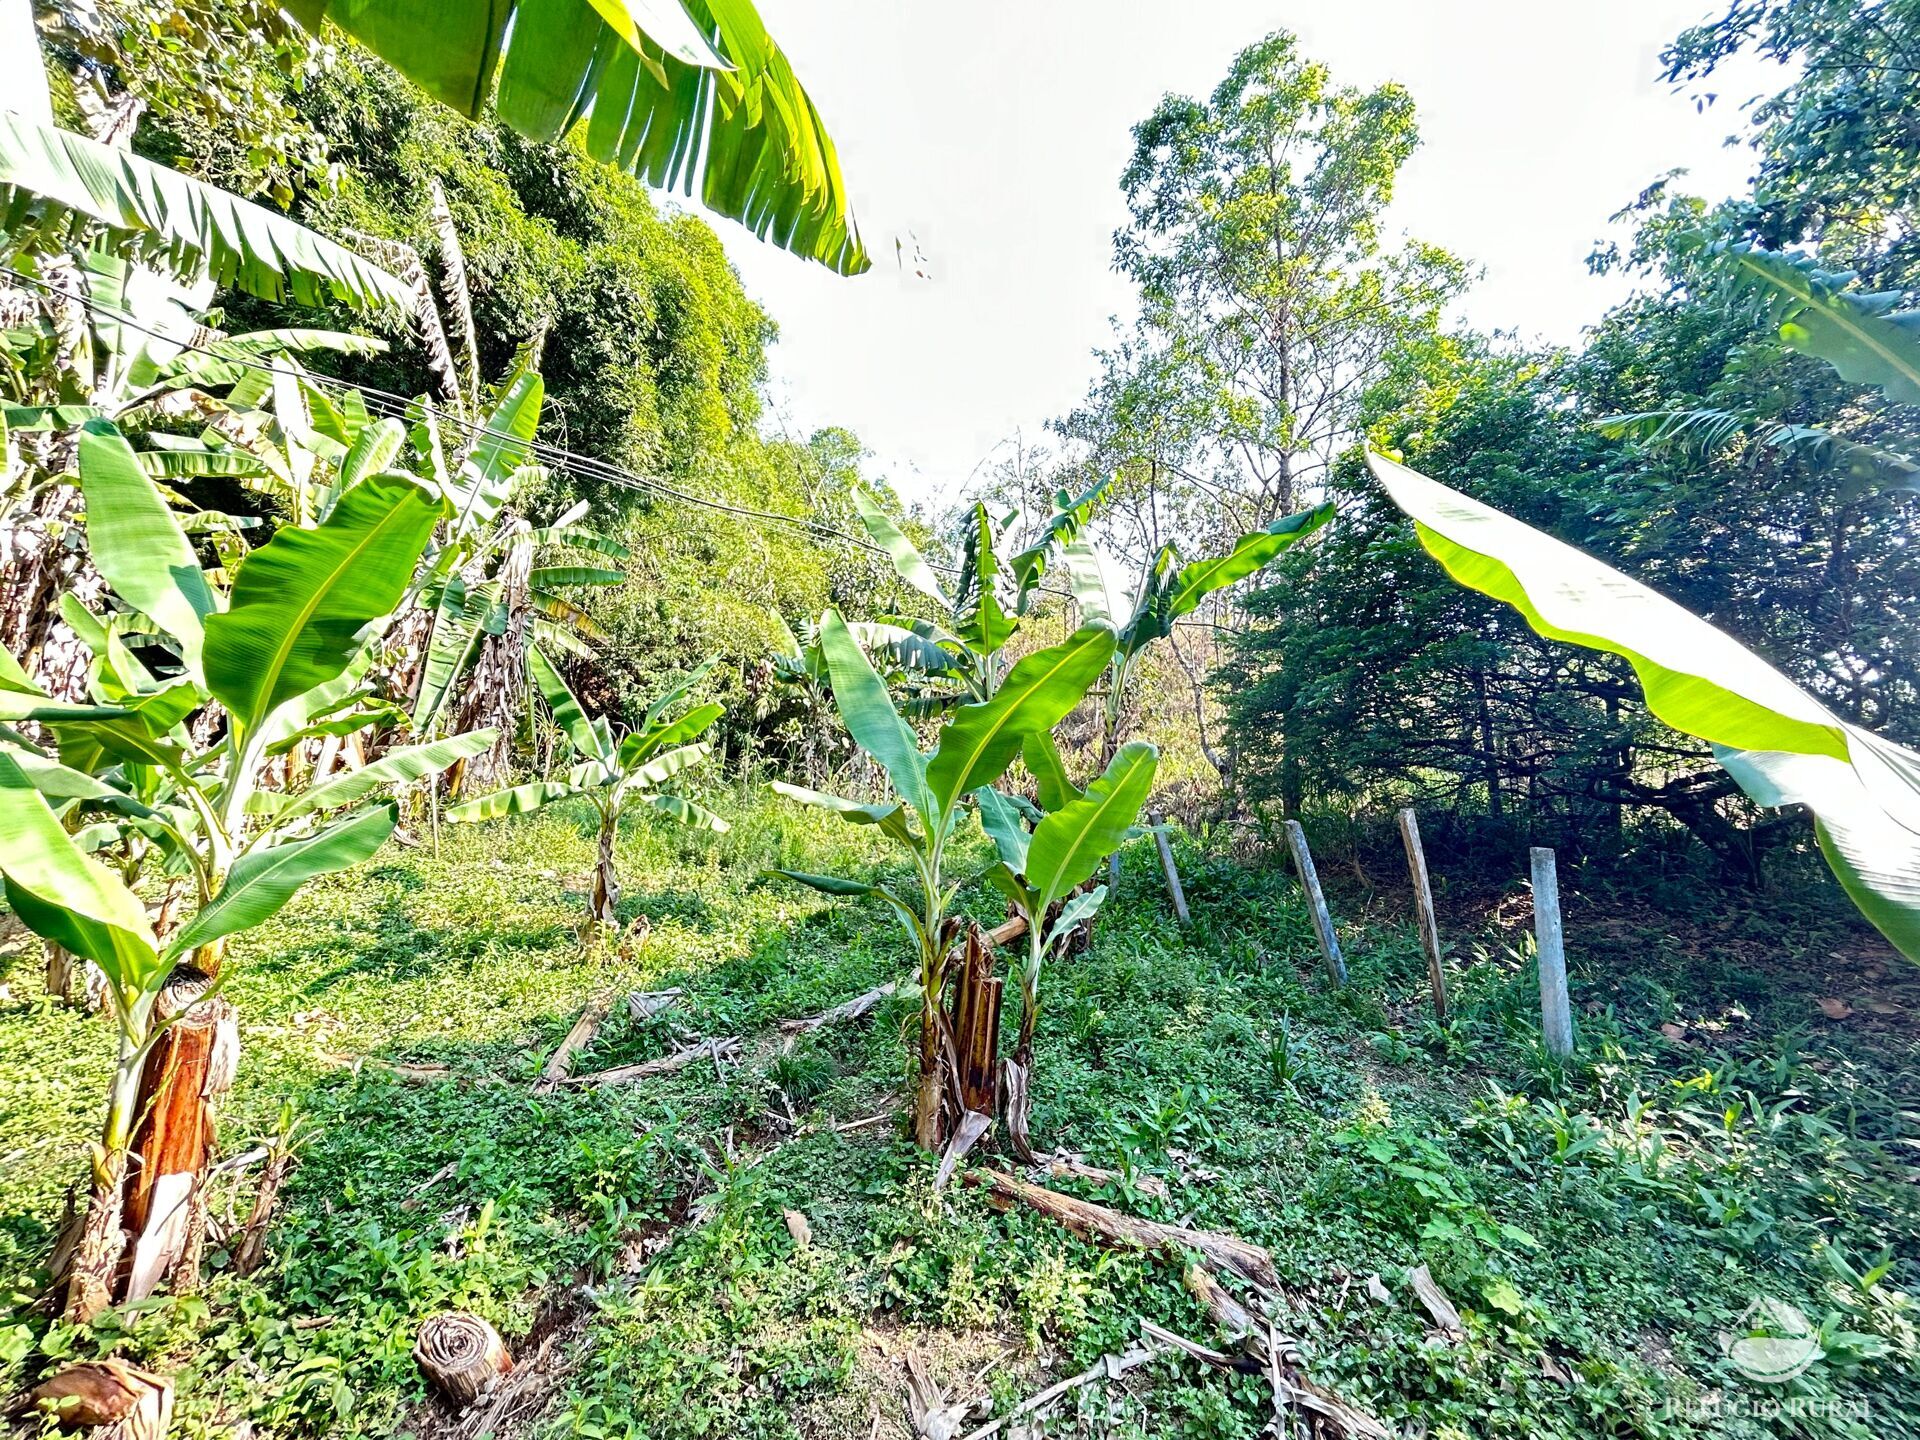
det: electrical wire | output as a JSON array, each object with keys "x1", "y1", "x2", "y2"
[{"x1": 1, "y1": 265, "x2": 1235, "y2": 628}]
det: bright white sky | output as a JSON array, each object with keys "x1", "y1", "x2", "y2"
[{"x1": 714, "y1": 1, "x2": 1787, "y2": 507}]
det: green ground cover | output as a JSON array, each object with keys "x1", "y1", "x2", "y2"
[{"x1": 2, "y1": 788, "x2": 1915, "y2": 1440}]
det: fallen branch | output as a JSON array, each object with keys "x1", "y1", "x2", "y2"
[
  {"x1": 535, "y1": 993, "x2": 614, "y2": 1094},
  {"x1": 781, "y1": 980, "x2": 900, "y2": 1033},
  {"x1": 1181, "y1": 1266, "x2": 1390, "y2": 1439},
  {"x1": 956, "y1": 1341, "x2": 1162, "y2": 1440},
  {"x1": 1038, "y1": 1154, "x2": 1171, "y2": 1200},
  {"x1": 962, "y1": 1168, "x2": 1278, "y2": 1290},
  {"x1": 561, "y1": 1037, "x2": 741, "y2": 1088},
  {"x1": 626, "y1": 988, "x2": 684, "y2": 1024},
  {"x1": 962, "y1": 1171, "x2": 1385, "y2": 1439},
  {"x1": 318, "y1": 1052, "x2": 453, "y2": 1084}
]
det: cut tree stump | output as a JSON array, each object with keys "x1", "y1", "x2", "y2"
[
  {"x1": 19, "y1": 1359, "x2": 172, "y2": 1437},
  {"x1": 414, "y1": 1311, "x2": 513, "y2": 1406}
]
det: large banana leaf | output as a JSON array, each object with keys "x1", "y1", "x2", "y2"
[
  {"x1": 644, "y1": 655, "x2": 719, "y2": 727},
  {"x1": 446, "y1": 369, "x2": 542, "y2": 535},
  {"x1": 950, "y1": 505, "x2": 1015, "y2": 659},
  {"x1": 1061, "y1": 536, "x2": 1132, "y2": 631},
  {"x1": 335, "y1": 417, "x2": 408, "y2": 507},
  {"x1": 260, "y1": 730, "x2": 500, "y2": 822},
  {"x1": 1026, "y1": 742, "x2": 1159, "y2": 910},
  {"x1": 1022, "y1": 731, "x2": 1081, "y2": 813},
  {"x1": 205, "y1": 473, "x2": 441, "y2": 741},
  {"x1": 167, "y1": 804, "x2": 397, "y2": 957},
  {"x1": 0, "y1": 750, "x2": 162, "y2": 990},
  {"x1": 645, "y1": 793, "x2": 729, "y2": 831},
  {"x1": 412, "y1": 576, "x2": 488, "y2": 731},
  {"x1": 77, "y1": 421, "x2": 218, "y2": 676},
  {"x1": 775, "y1": 869, "x2": 878, "y2": 897},
  {"x1": 447, "y1": 780, "x2": 582, "y2": 822},
  {"x1": 1719, "y1": 243, "x2": 1920, "y2": 406},
  {"x1": 529, "y1": 565, "x2": 625, "y2": 588},
  {"x1": 627, "y1": 740, "x2": 711, "y2": 789},
  {"x1": 530, "y1": 645, "x2": 603, "y2": 760},
  {"x1": 0, "y1": 111, "x2": 410, "y2": 315},
  {"x1": 818, "y1": 608, "x2": 933, "y2": 825},
  {"x1": 925, "y1": 626, "x2": 1115, "y2": 813},
  {"x1": 768, "y1": 779, "x2": 910, "y2": 833},
  {"x1": 1370, "y1": 450, "x2": 1920, "y2": 963},
  {"x1": 286, "y1": 0, "x2": 866, "y2": 275},
  {"x1": 618, "y1": 702, "x2": 722, "y2": 768},
  {"x1": 1009, "y1": 475, "x2": 1113, "y2": 606},
  {"x1": 0, "y1": 746, "x2": 145, "y2": 807},
  {"x1": 973, "y1": 786, "x2": 1030, "y2": 875},
  {"x1": 1123, "y1": 503, "x2": 1336, "y2": 654},
  {"x1": 850, "y1": 486, "x2": 948, "y2": 606}
]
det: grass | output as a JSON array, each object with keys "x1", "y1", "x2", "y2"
[{"x1": 2, "y1": 783, "x2": 1917, "y2": 1440}]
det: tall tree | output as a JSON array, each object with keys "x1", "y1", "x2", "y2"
[
  {"x1": 1662, "y1": 0, "x2": 1920, "y2": 282},
  {"x1": 1105, "y1": 29, "x2": 1467, "y2": 546}
]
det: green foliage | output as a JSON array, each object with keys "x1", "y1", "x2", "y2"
[
  {"x1": 0, "y1": 109, "x2": 411, "y2": 314},
  {"x1": 4, "y1": 794, "x2": 1912, "y2": 1438},
  {"x1": 1369, "y1": 448, "x2": 1920, "y2": 961},
  {"x1": 284, "y1": 0, "x2": 869, "y2": 273}
]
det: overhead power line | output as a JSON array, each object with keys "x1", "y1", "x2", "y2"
[{"x1": 3, "y1": 266, "x2": 1254, "y2": 633}]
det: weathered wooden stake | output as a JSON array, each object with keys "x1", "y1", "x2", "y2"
[
  {"x1": 1396, "y1": 808, "x2": 1448, "y2": 1020},
  {"x1": 1149, "y1": 811, "x2": 1190, "y2": 926},
  {"x1": 1530, "y1": 847, "x2": 1573, "y2": 1058},
  {"x1": 1283, "y1": 820, "x2": 1346, "y2": 987}
]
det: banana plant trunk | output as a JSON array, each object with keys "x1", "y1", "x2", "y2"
[
  {"x1": 65, "y1": 956, "x2": 235, "y2": 1318},
  {"x1": 590, "y1": 808, "x2": 620, "y2": 931},
  {"x1": 912, "y1": 919, "x2": 961, "y2": 1151},
  {"x1": 120, "y1": 967, "x2": 235, "y2": 1303},
  {"x1": 1006, "y1": 951, "x2": 1042, "y2": 1162},
  {"x1": 0, "y1": 481, "x2": 106, "y2": 702},
  {"x1": 45, "y1": 943, "x2": 107, "y2": 1011},
  {"x1": 448, "y1": 520, "x2": 533, "y2": 793}
]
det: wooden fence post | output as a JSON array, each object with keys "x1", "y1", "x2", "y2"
[
  {"x1": 1396, "y1": 808, "x2": 1448, "y2": 1020},
  {"x1": 1530, "y1": 847, "x2": 1573, "y2": 1059},
  {"x1": 1149, "y1": 811, "x2": 1190, "y2": 926},
  {"x1": 1284, "y1": 820, "x2": 1346, "y2": 987}
]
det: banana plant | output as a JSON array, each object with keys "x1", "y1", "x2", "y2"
[
  {"x1": 448, "y1": 648, "x2": 727, "y2": 937},
  {"x1": 976, "y1": 740, "x2": 1158, "y2": 1158},
  {"x1": 847, "y1": 475, "x2": 1110, "y2": 706},
  {"x1": 404, "y1": 361, "x2": 630, "y2": 794},
  {"x1": 771, "y1": 609, "x2": 1117, "y2": 1150},
  {"x1": 281, "y1": 0, "x2": 867, "y2": 274},
  {"x1": 0, "y1": 6, "x2": 407, "y2": 315},
  {"x1": 0, "y1": 418, "x2": 494, "y2": 1318},
  {"x1": 1061, "y1": 501, "x2": 1336, "y2": 768}
]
